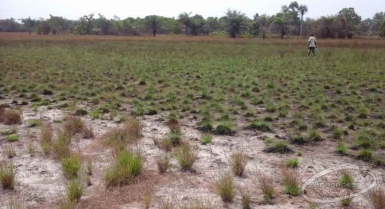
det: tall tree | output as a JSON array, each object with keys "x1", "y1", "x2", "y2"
[
  {"x1": 189, "y1": 15, "x2": 205, "y2": 35},
  {"x1": 380, "y1": 21, "x2": 385, "y2": 38},
  {"x1": 338, "y1": 7, "x2": 361, "y2": 38},
  {"x1": 298, "y1": 4, "x2": 308, "y2": 36},
  {"x1": 145, "y1": 15, "x2": 161, "y2": 36},
  {"x1": 225, "y1": 10, "x2": 248, "y2": 38},
  {"x1": 274, "y1": 6, "x2": 293, "y2": 38},
  {"x1": 178, "y1": 12, "x2": 191, "y2": 35},
  {"x1": 21, "y1": 17, "x2": 38, "y2": 34}
]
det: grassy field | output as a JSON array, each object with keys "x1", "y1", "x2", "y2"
[{"x1": 1, "y1": 34, "x2": 385, "y2": 208}]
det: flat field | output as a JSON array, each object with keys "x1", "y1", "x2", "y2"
[{"x1": 0, "y1": 33, "x2": 385, "y2": 209}]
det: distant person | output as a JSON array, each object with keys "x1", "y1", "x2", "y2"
[{"x1": 308, "y1": 34, "x2": 317, "y2": 56}]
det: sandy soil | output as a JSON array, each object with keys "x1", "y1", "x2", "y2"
[{"x1": 0, "y1": 105, "x2": 384, "y2": 209}]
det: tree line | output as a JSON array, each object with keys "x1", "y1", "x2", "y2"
[{"x1": 2, "y1": 1, "x2": 385, "y2": 38}]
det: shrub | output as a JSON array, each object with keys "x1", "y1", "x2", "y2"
[
  {"x1": 336, "y1": 142, "x2": 348, "y2": 155},
  {"x1": 7, "y1": 134, "x2": 19, "y2": 142},
  {"x1": 214, "y1": 122, "x2": 236, "y2": 135},
  {"x1": 105, "y1": 150, "x2": 143, "y2": 188},
  {"x1": 257, "y1": 173, "x2": 275, "y2": 204},
  {"x1": 339, "y1": 171, "x2": 354, "y2": 189},
  {"x1": 200, "y1": 134, "x2": 212, "y2": 145},
  {"x1": 61, "y1": 155, "x2": 81, "y2": 179},
  {"x1": 264, "y1": 141, "x2": 294, "y2": 154},
  {"x1": 67, "y1": 179, "x2": 83, "y2": 202},
  {"x1": 247, "y1": 121, "x2": 271, "y2": 132},
  {"x1": 216, "y1": 173, "x2": 235, "y2": 202},
  {"x1": 0, "y1": 163, "x2": 15, "y2": 190},
  {"x1": 157, "y1": 154, "x2": 171, "y2": 174},
  {"x1": 175, "y1": 144, "x2": 197, "y2": 171},
  {"x1": 281, "y1": 168, "x2": 301, "y2": 196},
  {"x1": 369, "y1": 188, "x2": 385, "y2": 209},
  {"x1": 285, "y1": 158, "x2": 299, "y2": 168},
  {"x1": 357, "y1": 149, "x2": 373, "y2": 161},
  {"x1": 230, "y1": 151, "x2": 248, "y2": 177}
]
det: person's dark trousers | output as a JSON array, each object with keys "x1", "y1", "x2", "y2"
[{"x1": 308, "y1": 47, "x2": 316, "y2": 56}]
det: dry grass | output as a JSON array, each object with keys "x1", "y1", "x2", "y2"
[
  {"x1": 102, "y1": 119, "x2": 142, "y2": 151},
  {"x1": 82, "y1": 125, "x2": 94, "y2": 139},
  {"x1": 257, "y1": 173, "x2": 275, "y2": 204},
  {"x1": 64, "y1": 116, "x2": 85, "y2": 136},
  {"x1": 0, "y1": 163, "x2": 16, "y2": 190},
  {"x1": 281, "y1": 168, "x2": 301, "y2": 196},
  {"x1": 157, "y1": 154, "x2": 171, "y2": 174},
  {"x1": 4, "y1": 145, "x2": 16, "y2": 158},
  {"x1": 369, "y1": 188, "x2": 385, "y2": 209},
  {"x1": 0, "y1": 109, "x2": 22, "y2": 125},
  {"x1": 216, "y1": 172, "x2": 235, "y2": 203},
  {"x1": 1, "y1": 33, "x2": 385, "y2": 48},
  {"x1": 40, "y1": 122, "x2": 53, "y2": 154},
  {"x1": 175, "y1": 143, "x2": 198, "y2": 172},
  {"x1": 230, "y1": 151, "x2": 248, "y2": 177},
  {"x1": 53, "y1": 129, "x2": 72, "y2": 160}
]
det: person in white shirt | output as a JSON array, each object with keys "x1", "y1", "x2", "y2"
[{"x1": 308, "y1": 34, "x2": 317, "y2": 56}]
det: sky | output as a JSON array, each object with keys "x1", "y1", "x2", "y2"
[{"x1": 0, "y1": 0, "x2": 383, "y2": 21}]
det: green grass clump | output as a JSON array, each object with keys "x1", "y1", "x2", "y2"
[
  {"x1": 214, "y1": 122, "x2": 236, "y2": 135},
  {"x1": 247, "y1": 121, "x2": 271, "y2": 132},
  {"x1": 105, "y1": 150, "x2": 143, "y2": 187},
  {"x1": 281, "y1": 168, "x2": 301, "y2": 196},
  {"x1": 66, "y1": 179, "x2": 83, "y2": 202},
  {"x1": 290, "y1": 134, "x2": 308, "y2": 145},
  {"x1": 200, "y1": 134, "x2": 212, "y2": 145},
  {"x1": 7, "y1": 134, "x2": 19, "y2": 142},
  {"x1": 264, "y1": 141, "x2": 294, "y2": 154},
  {"x1": 339, "y1": 171, "x2": 354, "y2": 189},
  {"x1": 336, "y1": 142, "x2": 348, "y2": 155},
  {"x1": 357, "y1": 149, "x2": 373, "y2": 161},
  {"x1": 0, "y1": 163, "x2": 16, "y2": 190},
  {"x1": 216, "y1": 173, "x2": 235, "y2": 203},
  {"x1": 61, "y1": 155, "x2": 81, "y2": 179},
  {"x1": 257, "y1": 173, "x2": 275, "y2": 204},
  {"x1": 308, "y1": 129, "x2": 322, "y2": 142},
  {"x1": 285, "y1": 158, "x2": 299, "y2": 168},
  {"x1": 355, "y1": 130, "x2": 376, "y2": 149},
  {"x1": 175, "y1": 144, "x2": 197, "y2": 171}
]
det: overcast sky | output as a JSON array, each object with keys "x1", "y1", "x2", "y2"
[{"x1": 0, "y1": 0, "x2": 383, "y2": 20}]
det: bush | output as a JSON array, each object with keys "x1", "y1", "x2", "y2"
[
  {"x1": 61, "y1": 155, "x2": 81, "y2": 179},
  {"x1": 281, "y1": 168, "x2": 301, "y2": 196},
  {"x1": 216, "y1": 173, "x2": 235, "y2": 203},
  {"x1": 285, "y1": 158, "x2": 299, "y2": 168},
  {"x1": 105, "y1": 150, "x2": 143, "y2": 188},
  {"x1": 230, "y1": 151, "x2": 248, "y2": 177},
  {"x1": 247, "y1": 121, "x2": 271, "y2": 132},
  {"x1": 0, "y1": 163, "x2": 15, "y2": 190},
  {"x1": 175, "y1": 144, "x2": 197, "y2": 171},
  {"x1": 264, "y1": 141, "x2": 294, "y2": 154}
]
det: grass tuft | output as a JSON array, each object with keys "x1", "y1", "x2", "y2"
[
  {"x1": 369, "y1": 188, "x2": 385, "y2": 209},
  {"x1": 257, "y1": 173, "x2": 275, "y2": 204},
  {"x1": 264, "y1": 141, "x2": 294, "y2": 154},
  {"x1": 175, "y1": 143, "x2": 197, "y2": 172},
  {"x1": 157, "y1": 154, "x2": 171, "y2": 174},
  {"x1": 216, "y1": 172, "x2": 235, "y2": 203},
  {"x1": 0, "y1": 163, "x2": 16, "y2": 190},
  {"x1": 230, "y1": 151, "x2": 248, "y2": 177},
  {"x1": 61, "y1": 155, "x2": 81, "y2": 179},
  {"x1": 281, "y1": 168, "x2": 301, "y2": 196}
]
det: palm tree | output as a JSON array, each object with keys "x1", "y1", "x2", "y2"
[{"x1": 298, "y1": 5, "x2": 308, "y2": 36}]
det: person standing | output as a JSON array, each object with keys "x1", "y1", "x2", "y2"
[{"x1": 308, "y1": 34, "x2": 317, "y2": 56}]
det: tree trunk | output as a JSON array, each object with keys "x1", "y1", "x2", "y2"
[
  {"x1": 185, "y1": 25, "x2": 188, "y2": 36},
  {"x1": 153, "y1": 29, "x2": 156, "y2": 37},
  {"x1": 300, "y1": 15, "x2": 303, "y2": 37},
  {"x1": 281, "y1": 28, "x2": 285, "y2": 39},
  {"x1": 262, "y1": 28, "x2": 266, "y2": 39}
]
